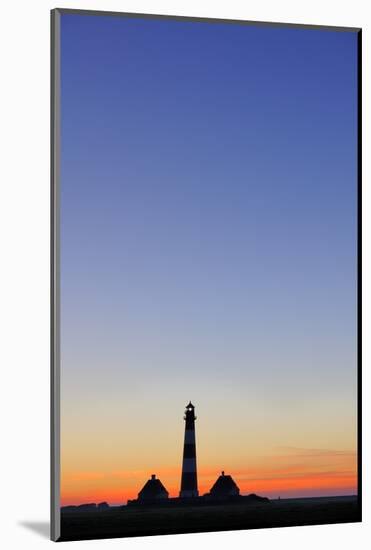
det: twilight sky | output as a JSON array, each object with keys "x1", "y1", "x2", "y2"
[{"x1": 60, "y1": 13, "x2": 358, "y2": 505}]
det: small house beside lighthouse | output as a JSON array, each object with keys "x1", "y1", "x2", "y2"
[{"x1": 137, "y1": 474, "x2": 169, "y2": 502}]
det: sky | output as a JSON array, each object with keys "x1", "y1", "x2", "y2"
[{"x1": 59, "y1": 13, "x2": 358, "y2": 505}]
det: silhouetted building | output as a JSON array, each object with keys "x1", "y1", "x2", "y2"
[
  {"x1": 62, "y1": 503, "x2": 97, "y2": 512},
  {"x1": 138, "y1": 474, "x2": 169, "y2": 501},
  {"x1": 208, "y1": 471, "x2": 240, "y2": 498},
  {"x1": 179, "y1": 401, "x2": 199, "y2": 497},
  {"x1": 97, "y1": 501, "x2": 110, "y2": 509}
]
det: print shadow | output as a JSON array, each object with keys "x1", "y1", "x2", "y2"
[{"x1": 18, "y1": 521, "x2": 49, "y2": 539}]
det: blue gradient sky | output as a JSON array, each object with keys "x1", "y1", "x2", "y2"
[{"x1": 60, "y1": 13, "x2": 358, "y2": 502}]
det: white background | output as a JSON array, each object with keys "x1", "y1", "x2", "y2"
[{"x1": 0, "y1": 0, "x2": 369, "y2": 548}]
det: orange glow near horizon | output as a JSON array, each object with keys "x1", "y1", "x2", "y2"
[
  {"x1": 61, "y1": 450, "x2": 357, "y2": 506},
  {"x1": 60, "y1": 382, "x2": 358, "y2": 507}
]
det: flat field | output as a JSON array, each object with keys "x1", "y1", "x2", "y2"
[{"x1": 59, "y1": 495, "x2": 360, "y2": 541}]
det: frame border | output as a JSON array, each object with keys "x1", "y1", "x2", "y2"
[
  {"x1": 357, "y1": 29, "x2": 362, "y2": 520},
  {"x1": 51, "y1": 8, "x2": 61, "y2": 542},
  {"x1": 50, "y1": 8, "x2": 362, "y2": 541},
  {"x1": 53, "y1": 7, "x2": 360, "y2": 32}
]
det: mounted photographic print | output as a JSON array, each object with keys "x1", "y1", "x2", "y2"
[{"x1": 51, "y1": 8, "x2": 362, "y2": 542}]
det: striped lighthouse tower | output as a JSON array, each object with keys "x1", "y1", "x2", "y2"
[{"x1": 179, "y1": 401, "x2": 199, "y2": 497}]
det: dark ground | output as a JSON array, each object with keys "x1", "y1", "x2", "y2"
[{"x1": 59, "y1": 495, "x2": 360, "y2": 542}]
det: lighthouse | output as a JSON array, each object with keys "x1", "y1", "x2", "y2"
[{"x1": 179, "y1": 401, "x2": 199, "y2": 497}]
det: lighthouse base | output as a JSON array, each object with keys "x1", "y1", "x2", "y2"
[{"x1": 179, "y1": 490, "x2": 199, "y2": 498}]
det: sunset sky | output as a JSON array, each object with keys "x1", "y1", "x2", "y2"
[{"x1": 60, "y1": 13, "x2": 358, "y2": 505}]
